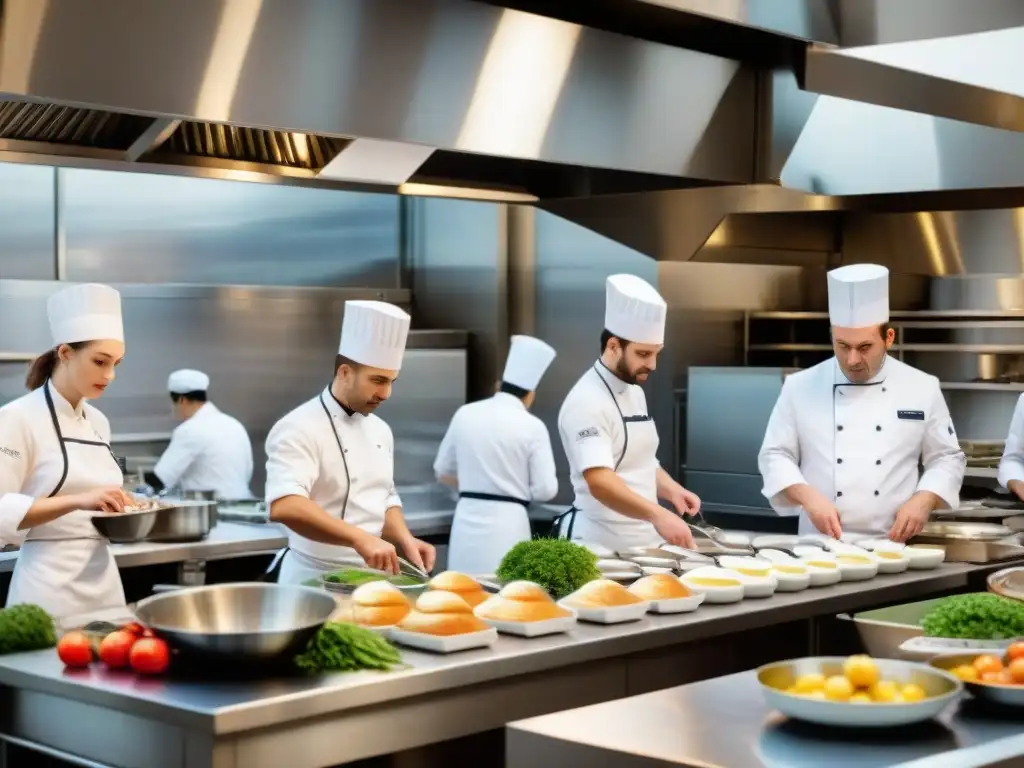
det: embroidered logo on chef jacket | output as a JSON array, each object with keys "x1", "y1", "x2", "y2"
[
  {"x1": 577, "y1": 427, "x2": 600, "y2": 441},
  {"x1": 0, "y1": 446, "x2": 20, "y2": 460},
  {"x1": 897, "y1": 410, "x2": 925, "y2": 421}
]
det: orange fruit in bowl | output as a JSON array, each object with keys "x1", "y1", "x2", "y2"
[
  {"x1": 973, "y1": 654, "x2": 1004, "y2": 677},
  {"x1": 1009, "y1": 657, "x2": 1024, "y2": 685}
]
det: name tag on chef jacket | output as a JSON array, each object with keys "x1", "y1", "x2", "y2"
[{"x1": 897, "y1": 410, "x2": 925, "y2": 421}]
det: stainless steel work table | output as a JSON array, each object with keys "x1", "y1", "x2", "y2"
[
  {"x1": 507, "y1": 669, "x2": 1024, "y2": 768},
  {"x1": 0, "y1": 563, "x2": 991, "y2": 768}
]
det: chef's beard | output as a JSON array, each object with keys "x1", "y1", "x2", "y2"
[{"x1": 615, "y1": 358, "x2": 651, "y2": 386}]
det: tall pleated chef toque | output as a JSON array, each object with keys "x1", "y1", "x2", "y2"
[
  {"x1": 604, "y1": 274, "x2": 667, "y2": 345},
  {"x1": 827, "y1": 263, "x2": 890, "y2": 328},
  {"x1": 48, "y1": 283, "x2": 124, "y2": 346},
  {"x1": 168, "y1": 369, "x2": 210, "y2": 394},
  {"x1": 338, "y1": 300, "x2": 411, "y2": 371},
  {"x1": 502, "y1": 335, "x2": 557, "y2": 391}
]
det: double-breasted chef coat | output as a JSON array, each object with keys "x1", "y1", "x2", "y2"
[
  {"x1": 154, "y1": 403, "x2": 254, "y2": 499},
  {"x1": 434, "y1": 392, "x2": 559, "y2": 574},
  {"x1": 758, "y1": 356, "x2": 966, "y2": 535},
  {"x1": 556, "y1": 361, "x2": 663, "y2": 550},
  {"x1": 0, "y1": 381, "x2": 126, "y2": 620},
  {"x1": 997, "y1": 394, "x2": 1024, "y2": 493},
  {"x1": 265, "y1": 388, "x2": 402, "y2": 584}
]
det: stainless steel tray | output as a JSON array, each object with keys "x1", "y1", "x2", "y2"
[{"x1": 918, "y1": 521, "x2": 1013, "y2": 541}]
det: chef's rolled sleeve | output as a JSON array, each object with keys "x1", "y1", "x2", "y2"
[
  {"x1": 264, "y1": 421, "x2": 319, "y2": 505},
  {"x1": 758, "y1": 378, "x2": 809, "y2": 505},
  {"x1": 917, "y1": 381, "x2": 965, "y2": 510},
  {"x1": 559, "y1": 403, "x2": 616, "y2": 473},
  {"x1": 0, "y1": 411, "x2": 33, "y2": 546},
  {"x1": 998, "y1": 394, "x2": 1024, "y2": 490}
]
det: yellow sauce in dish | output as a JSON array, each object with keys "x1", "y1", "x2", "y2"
[
  {"x1": 736, "y1": 568, "x2": 771, "y2": 578},
  {"x1": 774, "y1": 565, "x2": 807, "y2": 574},
  {"x1": 875, "y1": 551, "x2": 903, "y2": 560},
  {"x1": 689, "y1": 577, "x2": 741, "y2": 587},
  {"x1": 837, "y1": 555, "x2": 872, "y2": 564},
  {"x1": 806, "y1": 560, "x2": 837, "y2": 569}
]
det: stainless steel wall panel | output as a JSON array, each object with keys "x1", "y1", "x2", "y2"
[
  {"x1": 61, "y1": 168, "x2": 401, "y2": 286},
  {"x1": 0, "y1": 164, "x2": 55, "y2": 279}
]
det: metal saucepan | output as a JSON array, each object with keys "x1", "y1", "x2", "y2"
[
  {"x1": 166, "y1": 489, "x2": 219, "y2": 527},
  {"x1": 134, "y1": 583, "x2": 336, "y2": 662},
  {"x1": 91, "y1": 500, "x2": 214, "y2": 543}
]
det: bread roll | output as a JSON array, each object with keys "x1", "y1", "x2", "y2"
[
  {"x1": 628, "y1": 573, "x2": 692, "y2": 601},
  {"x1": 349, "y1": 581, "x2": 412, "y2": 626},
  {"x1": 398, "y1": 590, "x2": 490, "y2": 636},
  {"x1": 427, "y1": 571, "x2": 487, "y2": 607},
  {"x1": 563, "y1": 579, "x2": 643, "y2": 608},
  {"x1": 474, "y1": 580, "x2": 571, "y2": 623}
]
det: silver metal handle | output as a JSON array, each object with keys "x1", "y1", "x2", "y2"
[
  {"x1": 151, "y1": 584, "x2": 185, "y2": 593},
  {"x1": 397, "y1": 555, "x2": 430, "y2": 581}
]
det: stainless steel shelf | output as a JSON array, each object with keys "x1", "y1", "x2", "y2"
[
  {"x1": 966, "y1": 467, "x2": 999, "y2": 479},
  {"x1": 747, "y1": 344, "x2": 833, "y2": 352},
  {"x1": 940, "y1": 382, "x2": 1024, "y2": 392},
  {"x1": 902, "y1": 343, "x2": 1024, "y2": 353},
  {"x1": 750, "y1": 310, "x2": 1024, "y2": 319}
]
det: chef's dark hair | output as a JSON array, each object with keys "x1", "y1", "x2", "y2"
[
  {"x1": 25, "y1": 342, "x2": 89, "y2": 391},
  {"x1": 500, "y1": 381, "x2": 530, "y2": 398},
  {"x1": 600, "y1": 329, "x2": 631, "y2": 353},
  {"x1": 171, "y1": 390, "x2": 207, "y2": 403},
  {"x1": 335, "y1": 354, "x2": 362, "y2": 374}
]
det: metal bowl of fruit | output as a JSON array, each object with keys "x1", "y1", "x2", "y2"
[
  {"x1": 929, "y1": 643, "x2": 1024, "y2": 707},
  {"x1": 758, "y1": 655, "x2": 962, "y2": 727}
]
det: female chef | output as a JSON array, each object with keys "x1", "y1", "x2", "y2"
[{"x1": 0, "y1": 283, "x2": 133, "y2": 620}]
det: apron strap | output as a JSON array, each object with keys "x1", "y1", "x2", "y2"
[{"x1": 458, "y1": 491, "x2": 530, "y2": 509}]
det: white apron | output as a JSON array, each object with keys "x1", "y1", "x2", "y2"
[
  {"x1": 8, "y1": 384, "x2": 126, "y2": 621},
  {"x1": 558, "y1": 367, "x2": 663, "y2": 551},
  {"x1": 448, "y1": 493, "x2": 531, "y2": 575}
]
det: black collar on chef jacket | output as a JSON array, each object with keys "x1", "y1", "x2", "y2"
[
  {"x1": 326, "y1": 387, "x2": 357, "y2": 418},
  {"x1": 833, "y1": 356, "x2": 888, "y2": 393}
]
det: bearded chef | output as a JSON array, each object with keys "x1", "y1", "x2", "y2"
[
  {"x1": 0, "y1": 283, "x2": 135, "y2": 620},
  {"x1": 556, "y1": 274, "x2": 701, "y2": 551},
  {"x1": 147, "y1": 369, "x2": 254, "y2": 500},
  {"x1": 434, "y1": 335, "x2": 559, "y2": 574},
  {"x1": 758, "y1": 264, "x2": 965, "y2": 542},
  {"x1": 266, "y1": 300, "x2": 435, "y2": 583}
]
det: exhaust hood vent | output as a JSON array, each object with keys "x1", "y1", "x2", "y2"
[
  {"x1": 153, "y1": 123, "x2": 349, "y2": 171},
  {"x1": 0, "y1": 100, "x2": 151, "y2": 151}
]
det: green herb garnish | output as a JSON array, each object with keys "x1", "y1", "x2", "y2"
[
  {"x1": 496, "y1": 538, "x2": 601, "y2": 599},
  {"x1": 323, "y1": 568, "x2": 421, "y2": 587},
  {"x1": 0, "y1": 604, "x2": 57, "y2": 655},
  {"x1": 922, "y1": 593, "x2": 1024, "y2": 640},
  {"x1": 294, "y1": 621, "x2": 402, "y2": 673}
]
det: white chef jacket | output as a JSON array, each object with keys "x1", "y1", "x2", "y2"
[
  {"x1": 998, "y1": 393, "x2": 1024, "y2": 491},
  {"x1": 265, "y1": 388, "x2": 401, "y2": 580},
  {"x1": 0, "y1": 383, "x2": 126, "y2": 619},
  {"x1": 557, "y1": 361, "x2": 663, "y2": 549},
  {"x1": 758, "y1": 356, "x2": 965, "y2": 535},
  {"x1": 154, "y1": 403, "x2": 254, "y2": 499},
  {"x1": 434, "y1": 392, "x2": 558, "y2": 573}
]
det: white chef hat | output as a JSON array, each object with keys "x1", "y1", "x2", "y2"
[
  {"x1": 502, "y1": 335, "x2": 556, "y2": 391},
  {"x1": 47, "y1": 283, "x2": 124, "y2": 346},
  {"x1": 168, "y1": 369, "x2": 210, "y2": 394},
  {"x1": 338, "y1": 300, "x2": 411, "y2": 370},
  {"x1": 604, "y1": 274, "x2": 666, "y2": 345},
  {"x1": 827, "y1": 264, "x2": 890, "y2": 328}
]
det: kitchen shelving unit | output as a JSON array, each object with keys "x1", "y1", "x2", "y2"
[{"x1": 744, "y1": 310, "x2": 1024, "y2": 483}]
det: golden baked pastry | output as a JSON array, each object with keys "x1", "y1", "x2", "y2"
[
  {"x1": 562, "y1": 578, "x2": 644, "y2": 609},
  {"x1": 427, "y1": 571, "x2": 488, "y2": 607},
  {"x1": 628, "y1": 573, "x2": 692, "y2": 601},
  {"x1": 350, "y1": 580, "x2": 412, "y2": 627},
  {"x1": 398, "y1": 590, "x2": 490, "y2": 636},
  {"x1": 474, "y1": 580, "x2": 572, "y2": 623}
]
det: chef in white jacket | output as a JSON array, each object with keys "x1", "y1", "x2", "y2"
[
  {"x1": 997, "y1": 398, "x2": 1024, "y2": 501},
  {"x1": 0, "y1": 283, "x2": 135, "y2": 620},
  {"x1": 556, "y1": 274, "x2": 701, "y2": 551},
  {"x1": 149, "y1": 369, "x2": 254, "y2": 499},
  {"x1": 758, "y1": 264, "x2": 965, "y2": 542},
  {"x1": 266, "y1": 300, "x2": 435, "y2": 583},
  {"x1": 434, "y1": 335, "x2": 559, "y2": 574}
]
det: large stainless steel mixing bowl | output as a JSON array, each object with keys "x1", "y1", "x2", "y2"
[
  {"x1": 134, "y1": 583, "x2": 336, "y2": 661},
  {"x1": 147, "y1": 500, "x2": 214, "y2": 542}
]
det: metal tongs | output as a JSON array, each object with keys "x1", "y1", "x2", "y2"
[{"x1": 398, "y1": 555, "x2": 431, "y2": 582}]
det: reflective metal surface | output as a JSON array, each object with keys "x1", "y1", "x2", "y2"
[
  {"x1": 91, "y1": 509, "x2": 159, "y2": 543},
  {"x1": 146, "y1": 501, "x2": 215, "y2": 543},
  {"x1": 931, "y1": 654, "x2": 1024, "y2": 708},
  {"x1": 134, "y1": 583, "x2": 336, "y2": 661},
  {"x1": 0, "y1": 164, "x2": 56, "y2": 280},
  {"x1": 918, "y1": 521, "x2": 1014, "y2": 541}
]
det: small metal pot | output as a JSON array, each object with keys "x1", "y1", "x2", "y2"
[
  {"x1": 173, "y1": 490, "x2": 218, "y2": 527},
  {"x1": 147, "y1": 501, "x2": 215, "y2": 542}
]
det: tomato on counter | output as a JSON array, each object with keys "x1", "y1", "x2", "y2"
[
  {"x1": 98, "y1": 630, "x2": 136, "y2": 669},
  {"x1": 57, "y1": 631, "x2": 93, "y2": 668},
  {"x1": 129, "y1": 637, "x2": 170, "y2": 675}
]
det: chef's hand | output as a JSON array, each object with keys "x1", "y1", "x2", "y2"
[
  {"x1": 1009, "y1": 480, "x2": 1024, "y2": 503},
  {"x1": 75, "y1": 487, "x2": 134, "y2": 514},
  {"x1": 803, "y1": 495, "x2": 843, "y2": 539},
  {"x1": 667, "y1": 486, "x2": 701, "y2": 517},
  {"x1": 889, "y1": 493, "x2": 934, "y2": 543},
  {"x1": 653, "y1": 509, "x2": 696, "y2": 549},
  {"x1": 353, "y1": 533, "x2": 400, "y2": 574},
  {"x1": 401, "y1": 537, "x2": 436, "y2": 574}
]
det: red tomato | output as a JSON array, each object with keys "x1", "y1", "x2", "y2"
[
  {"x1": 1007, "y1": 642, "x2": 1024, "y2": 662},
  {"x1": 98, "y1": 630, "x2": 137, "y2": 669},
  {"x1": 121, "y1": 622, "x2": 146, "y2": 637},
  {"x1": 56, "y1": 631, "x2": 94, "y2": 668},
  {"x1": 129, "y1": 638, "x2": 170, "y2": 675}
]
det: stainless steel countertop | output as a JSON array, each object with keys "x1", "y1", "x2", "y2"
[
  {"x1": 0, "y1": 564, "x2": 978, "y2": 736},
  {"x1": 508, "y1": 668, "x2": 1024, "y2": 768}
]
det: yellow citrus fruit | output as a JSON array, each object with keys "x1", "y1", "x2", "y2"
[
  {"x1": 849, "y1": 692, "x2": 872, "y2": 704},
  {"x1": 870, "y1": 680, "x2": 900, "y2": 702},
  {"x1": 806, "y1": 690, "x2": 826, "y2": 700},
  {"x1": 900, "y1": 684, "x2": 926, "y2": 702},
  {"x1": 952, "y1": 665, "x2": 979, "y2": 683},
  {"x1": 843, "y1": 655, "x2": 881, "y2": 689},
  {"x1": 824, "y1": 675, "x2": 855, "y2": 701},
  {"x1": 794, "y1": 673, "x2": 826, "y2": 693}
]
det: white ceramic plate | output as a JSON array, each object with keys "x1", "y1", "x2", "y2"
[
  {"x1": 680, "y1": 578, "x2": 744, "y2": 604},
  {"x1": 899, "y1": 635, "x2": 1016, "y2": 661},
  {"x1": 646, "y1": 592, "x2": 705, "y2": 614},
  {"x1": 557, "y1": 599, "x2": 649, "y2": 624},
  {"x1": 772, "y1": 571, "x2": 811, "y2": 592},
  {"x1": 388, "y1": 627, "x2": 498, "y2": 653},
  {"x1": 738, "y1": 574, "x2": 778, "y2": 598},
  {"x1": 905, "y1": 546, "x2": 945, "y2": 570},
  {"x1": 806, "y1": 566, "x2": 843, "y2": 587},
  {"x1": 479, "y1": 613, "x2": 577, "y2": 637}
]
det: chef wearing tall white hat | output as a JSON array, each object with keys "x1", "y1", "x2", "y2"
[
  {"x1": 434, "y1": 335, "x2": 560, "y2": 574},
  {"x1": 147, "y1": 369, "x2": 254, "y2": 500},
  {"x1": 556, "y1": 274, "x2": 701, "y2": 551},
  {"x1": 0, "y1": 283, "x2": 135, "y2": 620},
  {"x1": 758, "y1": 264, "x2": 965, "y2": 541},
  {"x1": 266, "y1": 300, "x2": 435, "y2": 583}
]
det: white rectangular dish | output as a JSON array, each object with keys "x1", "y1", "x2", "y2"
[
  {"x1": 557, "y1": 600, "x2": 650, "y2": 624},
  {"x1": 388, "y1": 627, "x2": 498, "y2": 653},
  {"x1": 646, "y1": 592, "x2": 705, "y2": 614},
  {"x1": 480, "y1": 614, "x2": 577, "y2": 637}
]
